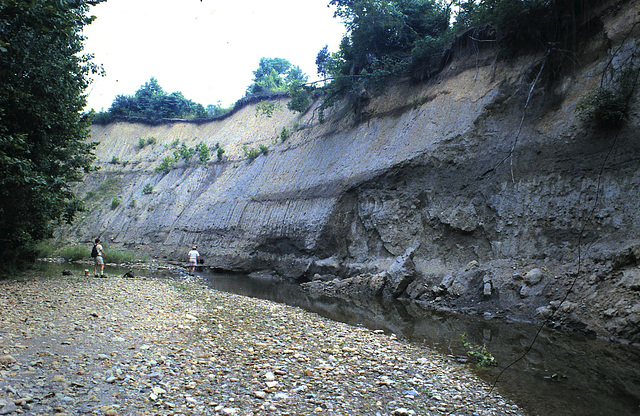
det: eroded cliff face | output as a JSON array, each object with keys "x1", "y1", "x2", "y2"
[{"x1": 61, "y1": 2, "x2": 640, "y2": 342}]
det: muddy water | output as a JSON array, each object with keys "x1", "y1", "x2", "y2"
[{"x1": 32, "y1": 262, "x2": 640, "y2": 415}]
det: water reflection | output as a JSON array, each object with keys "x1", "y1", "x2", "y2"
[{"x1": 199, "y1": 271, "x2": 640, "y2": 416}]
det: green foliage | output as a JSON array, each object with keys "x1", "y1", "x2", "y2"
[
  {"x1": 255, "y1": 101, "x2": 282, "y2": 118},
  {"x1": 155, "y1": 141, "x2": 213, "y2": 172},
  {"x1": 259, "y1": 144, "x2": 269, "y2": 155},
  {"x1": 37, "y1": 242, "x2": 135, "y2": 263},
  {"x1": 142, "y1": 183, "x2": 154, "y2": 194},
  {"x1": 459, "y1": 334, "x2": 496, "y2": 368},
  {"x1": 0, "y1": 0, "x2": 101, "y2": 270},
  {"x1": 329, "y1": 0, "x2": 450, "y2": 74},
  {"x1": 316, "y1": 0, "x2": 451, "y2": 116},
  {"x1": 246, "y1": 57, "x2": 309, "y2": 96},
  {"x1": 279, "y1": 127, "x2": 291, "y2": 142},
  {"x1": 195, "y1": 142, "x2": 210, "y2": 164},
  {"x1": 243, "y1": 145, "x2": 262, "y2": 161},
  {"x1": 155, "y1": 156, "x2": 176, "y2": 173},
  {"x1": 95, "y1": 77, "x2": 207, "y2": 122},
  {"x1": 216, "y1": 146, "x2": 226, "y2": 161},
  {"x1": 318, "y1": 0, "x2": 589, "y2": 114},
  {"x1": 55, "y1": 244, "x2": 89, "y2": 262},
  {"x1": 110, "y1": 156, "x2": 120, "y2": 164},
  {"x1": 316, "y1": 45, "x2": 332, "y2": 79},
  {"x1": 137, "y1": 136, "x2": 157, "y2": 150},
  {"x1": 170, "y1": 139, "x2": 180, "y2": 148},
  {"x1": 576, "y1": 64, "x2": 638, "y2": 130},
  {"x1": 178, "y1": 142, "x2": 195, "y2": 162},
  {"x1": 110, "y1": 197, "x2": 121, "y2": 210},
  {"x1": 452, "y1": 0, "x2": 553, "y2": 51},
  {"x1": 287, "y1": 81, "x2": 314, "y2": 113},
  {"x1": 104, "y1": 246, "x2": 136, "y2": 264},
  {"x1": 206, "y1": 102, "x2": 232, "y2": 117},
  {"x1": 98, "y1": 177, "x2": 121, "y2": 196}
]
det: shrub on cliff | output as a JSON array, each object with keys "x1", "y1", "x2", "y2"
[{"x1": 576, "y1": 63, "x2": 639, "y2": 129}]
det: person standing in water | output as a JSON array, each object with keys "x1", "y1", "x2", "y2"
[
  {"x1": 92, "y1": 238, "x2": 105, "y2": 277},
  {"x1": 187, "y1": 246, "x2": 200, "y2": 273}
]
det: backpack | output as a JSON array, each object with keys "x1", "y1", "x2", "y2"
[{"x1": 91, "y1": 244, "x2": 98, "y2": 258}]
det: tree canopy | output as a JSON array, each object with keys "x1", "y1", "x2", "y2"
[
  {"x1": 311, "y1": 0, "x2": 598, "y2": 117},
  {"x1": 95, "y1": 77, "x2": 208, "y2": 122},
  {"x1": 245, "y1": 57, "x2": 308, "y2": 96},
  {"x1": 0, "y1": 0, "x2": 102, "y2": 270}
]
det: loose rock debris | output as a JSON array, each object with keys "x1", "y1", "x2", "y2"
[{"x1": 0, "y1": 276, "x2": 525, "y2": 415}]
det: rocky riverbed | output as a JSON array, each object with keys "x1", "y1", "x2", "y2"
[{"x1": 0, "y1": 274, "x2": 524, "y2": 415}]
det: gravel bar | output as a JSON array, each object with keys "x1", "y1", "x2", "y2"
[{"x1": 0, "y1": 275, "x2": 526, "y2": 415}]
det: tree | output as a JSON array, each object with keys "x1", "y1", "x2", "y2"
[
  {"x1": 0, "y1": 0, "x2": 103, "y2": 270},
  {"x1": 246, "y1": 57, "x2": 308, "y2": 96},
  {"x1": 328, "y1": 0, "x2": 450, "y2": 75},
  {"x1": 316, "y1": 45, "x2": 331, "y2": 79},
  {"x1": 103, "y1": 77, "x2": 207, "y2": 120}
]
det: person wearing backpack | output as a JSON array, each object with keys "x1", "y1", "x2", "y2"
[{"x1": 91, "y1": 238, "x2": 105, "y2": 277}]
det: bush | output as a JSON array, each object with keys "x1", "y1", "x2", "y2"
[
  {"x1": 576, "y1": 64, "x2": 638, "y2": 129},
  {"x1": 142, "y1": 183, "x2": 154, "y2": 194},
  {"x1": 156, "y1": 156, "x2": 176, "y2": 173},
  {"x1": 255, "y1": 101, "x2": 282, "y2": 118},
  {"x1": 243, "y1": 145, "x2": 262, "y2": 161},
  {"x1": 196, "y1": 142, "x2": 210, "y2": 164},
  {"x1": 110, "y1": 197, "x2": 120, "y2": 210},
  {"x1": 178, "y1": 142, "x2": 195, "y2": 162},
  {"x1": 110, "y1": 156, "x2": 120, "y2": 164},
  {"x1": 36, "y1": 240, "x2": 63, "y2": 259},
  {"x1": 279, "y1": 127, "x2": 290, "y2": 142},
  {"x1": 56, "y1": 244, "x2": 89, "y2": 261},
  {"x1": 104, "y1": 246, "x2": 136, "y2": 263},
  {"x1": 137, "y1": 137, "x2": 146, "y2": 149},
  {"x1": 98, "y1": 177, "x2": 121, "y2": 195},
  {"x1": 216, "y1": 146, "x2": 225, "y2": 161}
]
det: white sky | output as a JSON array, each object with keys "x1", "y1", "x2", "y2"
[{"x1": 82, "y1": 0, "x2": 346, "y2": 111}]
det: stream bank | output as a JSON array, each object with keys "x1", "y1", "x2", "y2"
[
  {"x1": 26, "y1": 261, "x2": 640, "y2": 415},
  {"x1": 0, "y1": 271, "x2": 523, "y2": 416}
]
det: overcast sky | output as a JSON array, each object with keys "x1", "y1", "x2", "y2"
[{"x1": 82, "y1": 0, "x2": 346, "y2": 111}]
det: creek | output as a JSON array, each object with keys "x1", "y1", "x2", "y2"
[
  {"x1": 196, "y1": 270, "x2": 640, "y2": 416},
  {"x1": 35, "y1": 261, "x2": 640, "y2": 415}
]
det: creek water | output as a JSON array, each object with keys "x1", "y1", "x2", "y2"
[
  {"x1": 196, "y1": 270, "x2": 640, "y2": 416},
  {"x1": 33, "y1": 262, "x2": 640, "y2": 416}
]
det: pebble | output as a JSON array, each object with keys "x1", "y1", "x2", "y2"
[{"x1": 0, "y1": 275, "x2": 525, "y2": 415}]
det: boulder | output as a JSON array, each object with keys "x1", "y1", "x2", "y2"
[
  {"x1": 524, "y1": 268, "x2": 544, "y2": 286},
  {"x1": 382, "y1": 247, "x2": 417, "y2": 298}
]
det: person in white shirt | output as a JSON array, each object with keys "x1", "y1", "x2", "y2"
[{"x1": 187, "y1": 246, "x2": 200, "y2": 273}]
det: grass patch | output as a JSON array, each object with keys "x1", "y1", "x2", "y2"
[
  {"x1": 55, "y1": 244, "x2": 90, "y2": 261},
  {"x1": 106, "y1": 246, "x2": 137, "y2": 263},
  {"x1": 98, "y1": 177, "x2": 121, "y2": 196},
  {"x1": 36, "y1": 242, "x2": 141, "y2": 264}
]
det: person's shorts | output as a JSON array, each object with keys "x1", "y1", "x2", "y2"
[
  {"x1": 95, "y1": 256, "x2": 104, "y2": 265},
  {"x1": 189, "y1": 259, "x2": 197, "y2": 266}
]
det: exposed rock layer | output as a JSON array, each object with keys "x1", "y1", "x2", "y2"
[{"x1": 61, "y1": 2, "x2": 640, "y2": 342}]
